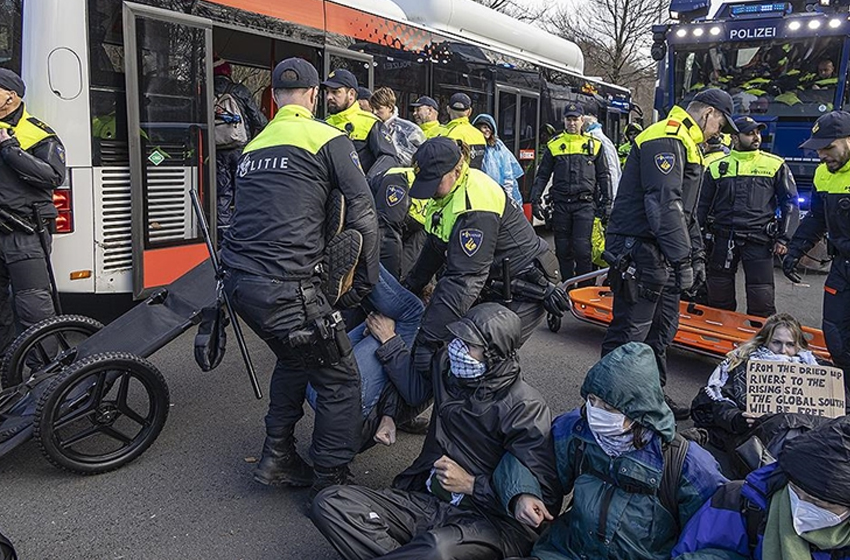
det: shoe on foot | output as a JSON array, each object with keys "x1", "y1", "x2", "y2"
[
  {"x1": 253, "y1": 434, "x2": 314, "y2": 487},
  {"x1": 310, "y1": 465, "x2": 353, "y2": 501},
  {"x1": 664, "y1": 394, "x2": 691, "y2": 421},
  {"x1": 398, "y1": 406, "x2": 432, "y2": 435}
]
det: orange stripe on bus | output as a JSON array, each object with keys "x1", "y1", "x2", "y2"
[
  {"x1": 143, "y1": 244, "x2": 210, "y2": 289},
  {"x1": 211, "y1": 0, "x2": 325, "y2": 31}
]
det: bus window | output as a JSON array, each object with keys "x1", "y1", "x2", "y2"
[
  {"x1": 0, "y1": 0, "x2": 23, "y2": 74},
  {"x1": 673, "y1": 36, "x2": 843, "y2": 117}
]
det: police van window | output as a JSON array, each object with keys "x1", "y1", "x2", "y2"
[
  {"x1": 673, "y1": 36, "x2": 842, "y2": 118},
  {"x1": 0, "y1": 0, "x2": 23, "y2": 75}
]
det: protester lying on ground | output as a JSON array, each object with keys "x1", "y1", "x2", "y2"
[
  {"x1": 672, "y1": 415, "x2": 850, "y2": 560},
  {"x1": 310, "y1": 303, "x2": 560, "y2": 559},
  {"x1": 690, "y1": 313, "x2": 831, "y2": 457},
  {"x1": 494, "y1": 342, "x2": 727, "y2": 560}
]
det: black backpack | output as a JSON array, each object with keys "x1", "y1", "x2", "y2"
[{"x1": 0, "y1": 531, "x2": 18, "y2": 560}]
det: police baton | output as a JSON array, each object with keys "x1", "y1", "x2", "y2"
[
  {"x1": 189, "y1": 189, "x2": 262, "y2": 400},
  {"x1": 29, "y1": 206, "x2": 63, "y2": 315}
]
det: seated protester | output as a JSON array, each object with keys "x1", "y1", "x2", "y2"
[
  {"x1": 310, "y1": 303, "x2": 560, "y2": 560},
  {"x1": 472, "y1": 113, "x2": 525, "y2": 206},
  {"x1": 673, "y1": 415, "x2": 850, "y2": 560},
  {"x1": 494, "y1": 342, "x2": 727, "y2": 560},
  {"x1": 370, "y1": 87, "x2": 426, "y2": 167},
  {"x1": 691, "y1": 313, "x2": 827, "y2": 453}
]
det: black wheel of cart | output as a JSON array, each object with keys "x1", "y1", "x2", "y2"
[
  {"x1": 0, "y1": 315, "x2": 104, "y2": 389},
  {"x1": 34, "y1": 352, "x2": 169, "y2": 475},
  {"x1": 547, "y1": 313, "x2": 562, "y2": 333}
]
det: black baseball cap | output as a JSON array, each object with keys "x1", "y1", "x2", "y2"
[
  {"x1": 271, "y1": 58, "x2": 320, "y2": 89},
  {"x1": 356, "y1": 86, "x2": 372, "y2": 100},
  {"x1": 800, "y1": 111, "x2": 850, "y2": 150},
  {"x1": 410, "y1": 137, "x2": 462, "y2": 199},
  {"x1": 449, "y1": 92, "x2": 472, "y2": 111},
  {"x1": 734, "y1": 116, "x2": 766, "y2": 135},
  {"x1": 411, "y1": 95, "x2": 438, "y2": 110},
  {"x1": 0, "y1": 68, "x2": 25, "y2": 97},
  {"x1": 563, "y1": 102, "x2": 584, "y2": 118},
  {"x1": 321, "y1": 69, "x2": 358, "y2": 90},
  {"x1": 693, "y1": 88, "x2": 739, "y2": 133}
]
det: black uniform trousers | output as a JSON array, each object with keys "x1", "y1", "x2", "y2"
[
  {"x1": 311, "y1": 485, "x2": 536, "y2": 560},
  {"x1": 223, "y1": 269, "x2": 362, "y2": 469},
  {"x1": 822, "y1": 258, "x2": 850, "y2": 397},
  {"x1": 552, "y1": 200, "x2": 594, "y2": 283},
  {"x1": 0, "y1": 229, "x2": 56, "y2": 355},
  {"x1": 601, "y1": 240, "x2": 679, "y2": 386},
  {"x1": 706, "y1": 237, "x2": 776, "y2": 317}
]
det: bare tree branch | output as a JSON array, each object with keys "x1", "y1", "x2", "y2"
[{"x1": 471, "y1": 0, "x2": 550, "y2": 23}]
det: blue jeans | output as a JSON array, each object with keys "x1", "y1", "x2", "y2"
[{"x1": 308, "y1": 265, "x2": 424, "y2": 416}]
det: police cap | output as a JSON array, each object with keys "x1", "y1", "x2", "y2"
[
  {"x1": 563, "y1": 103, "x2": 584, "y2": 118},
  {"x1": 733, "y1": 116, "x2": 766, "y2": 135},
  {"x1": 693, "y1": 88, "x2": 739, "y2": 133},
  {"x1": 322, "y1": 69, "x2": 358, "y2": 90},
  {"x1": 410, "y1": 137, "x2": 462, "y2": 199},
  {"x1": 272, "y1": 58, "x2": 320, "y2": 89},
  {"x1": 449, "y1": 92, "x2": 472, "y2": 111},
  {"x1": 0, "y1": 68, "x2": 25, "y2": 97},
  {"x1": 800, "y1": 111, "x2": 850, "y2": 150},
  {"x1": 410, "y1": 95, "x2": 439, "y2": 110},
  {"x1": 356, "y1": 86, "x2": 372, "y2": 100}
]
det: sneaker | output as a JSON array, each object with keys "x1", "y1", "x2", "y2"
[
  {"x1": 664, "y1": 394, "x2": 691, "y2": 421},
  {"x1": 253, "y1": 434, "x2": 314, "y2": 487},
  {"x1": 310, "y1": 465, "x2": 353, "y2": 500}
]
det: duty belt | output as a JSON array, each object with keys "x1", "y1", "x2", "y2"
[{"x1": 0, "y1": 208, "x2": 35, "y2": 235}]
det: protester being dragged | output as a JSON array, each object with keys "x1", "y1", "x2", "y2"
[
  {"x1": 370, "y1": 87, "x2": 426, "y2": 167},
  {"x1": 472, "y1": 113, "x2": 525, "y2": 206},
  {"x1": 495, "y1": 342, "x2": 727, "y2": 560},
  {"x1": 673, "y1": 415, "x2": 850, "y2": 560}
]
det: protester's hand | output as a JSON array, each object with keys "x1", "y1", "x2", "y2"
[
  {"x1": 373, "y1": 415, "x2": 397, "y2": 446},
  {"x1": 433, "y1": 455, "x2": 475, "y2": 495},
  {"x1": 774, "y1": 242, "x2": 788, "y2": 257},
  {"x1": 532, "y1": 203, "x2": 546, "y2": 222},
  {"x1": 365, "y1": 312, "x2": 396, "y2": 344},
  {"x1": 782, "y1": 254, "x2": 802, "y2": 283},
  {"x1": 692, "y1": 258, "x2": 706, "y2": 290},
  {"x1": 543, "y1": 283, "x2": 570, "y2": 317},
  {"x1": 674, "y1": 261, "x2": 694, "y2": 292},
  {"x1": 513, "y1": 494, "x2": 554, "y2": 528}
]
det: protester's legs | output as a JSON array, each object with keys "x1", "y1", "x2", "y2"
[
  {"x1": 215, "y1": 148, "x2": 240, "y2": 238},
  {"x1": 741, "y1": 242, "x2": 776, "y2": 317},
  {"x1": 706, "y1": 239, "x2": 739, "y2": 312}
]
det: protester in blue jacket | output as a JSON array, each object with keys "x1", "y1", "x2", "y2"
[
  {"x1": 673, "y1": 415, "x2": 850, "y2": 560},
  {"x1": 473, "y1": 113, "x2": 524, "y2": 205}
]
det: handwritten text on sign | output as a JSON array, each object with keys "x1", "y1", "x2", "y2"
[{"x1": 746, "y1": 359, "x2": 846, "y2": 418}]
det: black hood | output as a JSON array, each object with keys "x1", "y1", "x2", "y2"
[{"x1": 779, "y1": 415, "x2": 850, "y2": 507}]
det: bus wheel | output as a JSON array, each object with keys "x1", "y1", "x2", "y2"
[
  {"x1": 34, "y1": 352, "x2": 169, "y2": 475},
  {"x1": 547, "y1": 313, "x2": 562, "y2": 333},
  {"x1": 0, "y1": 315, "x2": 104, "y2": 389}
]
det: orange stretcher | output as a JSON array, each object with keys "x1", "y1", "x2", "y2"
[{"x1": 563, "y1": 285, "x2": 831, "y2": 361}]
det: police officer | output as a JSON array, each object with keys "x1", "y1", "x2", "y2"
[
  {"x1": 439, "y1": 93, "x2": 486, "y2": 169},
  {"x1": 531, "y1": 102, "x2": 612, "y2": 282},
  {"x1": 601, "y1": 88, "x2": 738, "y2": 419},
  {"x1": 698, "y1": 115, "x2": 799, "y2": 317},
  {"x1": 323, "y1": 69, "x2": 397, "y2": 181},
  {"x1": 0, "y1": 69, "x2": 65, "y2": 355},
  {"x1": 221, "y1": 59, "x2": 380, "y2": 496},
  {"x1": 404, "y1": 137, "x2": 568, "y2": 372},
  {"x1": 410, "y1": 96, "x2": 445, "y2": 139},
  {"x1": 372, "y1": 166, "x2": 428, "y2": 279},
  {"x1": 784, "y1": 111, "x2": 850, "y2": 398},
  {"x1": 702, "y1": 134, "x2": 730, "y2": 166},
  {"x1": 617, "y1": 122, "x2": 643, "y2": 168}
]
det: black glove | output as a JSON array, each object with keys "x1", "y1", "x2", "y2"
[
  {"x1": 730, "y1": 411, "x2": 751, "y2": 435},
  {"x1": 783, "y1": 253, "x2": 802, "y2": 283},
  {"x1": 532, "y1": 203, "x2": 546, "y2": 222},
  {"x1": 692, "y1": 258, "x2": 706, "y2": 290},
  {"x1": 674, "y1": 261, "x2": 694, "y2": 292},
  {"x1": 543, "y1": 283, "x2": 570, "y2": 317}
]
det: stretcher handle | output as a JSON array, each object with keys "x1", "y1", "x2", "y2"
[
  {"x1": 190, "y1": 189, "x2": 263, "y2": 400},
  {"x1": 559, "y1": 267, "x2": 609, "y2": 290}
]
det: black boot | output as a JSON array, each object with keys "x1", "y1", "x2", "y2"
[
  {"x1": 253, "y1": 434, "x2": 314, "y2": 487},
  {"x1": 309, "y1": 465, "x2": 352, "y2": 500},
  {"x1": 664, "y1": 394, "x2": 691, "y2": 421}
]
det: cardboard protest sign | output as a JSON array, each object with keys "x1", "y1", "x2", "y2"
[{"x1": 746, "y1": 359, "x2": 846, "y2": 418}]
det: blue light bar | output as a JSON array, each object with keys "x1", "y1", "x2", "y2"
[{"x1": 729, "y1": 2, "x2": 788, "y2": 16}]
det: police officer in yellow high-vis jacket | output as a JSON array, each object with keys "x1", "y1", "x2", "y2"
[
  {"x1": 785, "y1": 111, "x2": 850, "y2": 401},
  {"x1": 221, "y1": 58, "x2": 380, "y2": 497},
  {"x1": 372, "y1": 166, "x2": 429, "y2": 279},
  {"x1": 403, "y1": 137, "x2": 568, "y2": 373},
  {"x1": 438, "y1": 93, "x2": 486, "y2": 169},
  {"x1": 602, "y1": 88, "x2": 738, "y2": 419},
  {"x1": 0, "y1": 69, "x2": 66, "y2": 356},
  {"x1": 531, "y1": 102, "x2": 612, "y2": 282},
  {"x1": 323, "y1": 69, "x2": 398, "y2": 182},
  {"x1": 698, "y1": 116, "x2": 799, "y2": 317}
]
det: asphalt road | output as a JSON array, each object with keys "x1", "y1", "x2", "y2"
[{"x1": 0, "y1": 267, "x2": 829, "y2": 560}]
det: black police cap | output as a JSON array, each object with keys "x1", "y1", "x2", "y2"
[
  {"x1": 449, "y1": 92, "x2": 472, "y2": 111},
  {"x1": 733, "y1": 116, "x2": 766, "y2": 135},
  {"x1": 563, "y1": 103, "x2": 584, "y2": 118},
  {"x1": 356, "y1": 86, "x2": 372, "y2": 100},
  {"x1": 322, "y1": 69, "x2": 358, "y2": 90},
  {"x1": 800, "y1": 111, "x2": 850, "y2": 151},
  {"x1": 410, "y1": 137, "x2": 463, "y2": 199},
  {"x1": 0, "y1": 68, "x2": 25, "y2": 97},
  {"x1": 272, "y1": 58, "x2": 320, "y2": 89},
  {"x1": 410, "y1": 96, "x2": 439, "y2": 110},
  {"x1": 693, "y1": 88, "x2": 739, "y2": 133}
]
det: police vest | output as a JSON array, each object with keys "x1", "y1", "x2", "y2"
[
  {"x1": 420, "y1": 120, "x2": 446, "y2": 139},
  {"x1": 424, "y1": 166, "x2": 506, "y2": 243},
  {"x1": 326, "y1": 102, "x2": 381, "y2": 143},
  {"x1": 440, "y1": 117, "x2": 486, "y2": 169},
  {"x1": 545, "y1": 131, "x2": 603, "y2": 200},
  {"x1": 0, "y1": 107, "x2": 57, "y2": 150},
  {"x1": 813, "y1": 161, "x2": 850, "y2": 252},
  {"x1": 384, "y1": 166, "x2": 428, "y2": 225}
]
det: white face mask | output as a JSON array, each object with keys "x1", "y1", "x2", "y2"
[
  {"x1": 788, "y1": 486, "x2": 850, "y2": 536},
  {"x1": 586, "y1": 398, "x2": 628, "y2": 437}
]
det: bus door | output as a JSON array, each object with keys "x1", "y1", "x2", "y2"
[
  {"x1": 323, "y1": 47, "x2": 373, "y2": 112},
  {"x1": 122, "y1": 2, "x2": 215, "y2": 299},
  {"x1": 496, "y1": 85, "x2": 540, "y2": 213}
]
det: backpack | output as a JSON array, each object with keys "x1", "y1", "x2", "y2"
[{"x1": 214, "y1": 84, "x2": 248, "y2": 149}]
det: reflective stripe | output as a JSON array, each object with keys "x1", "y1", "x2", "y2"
[
  {"x1": 547, "y1": 132, "x2": 601, "y2": 157},
  {"x1": 813, "y1": 160, "x2": 850, "y2": 194},
  {"x1": 425, "y1": 168, "x2": 506, "y2": 242},
  {"x1": 708, "y1": 150, "x2": 784, "y2": 179},
  {"x1": 326, "y1": 102, "x2": 381, "y2": 142},
  {"x1": 244, "y1": 104, "x2": 343, "y2": 154},
  {"x1": 636, "y1": 106, "x2": 704, "y2": 166}
]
